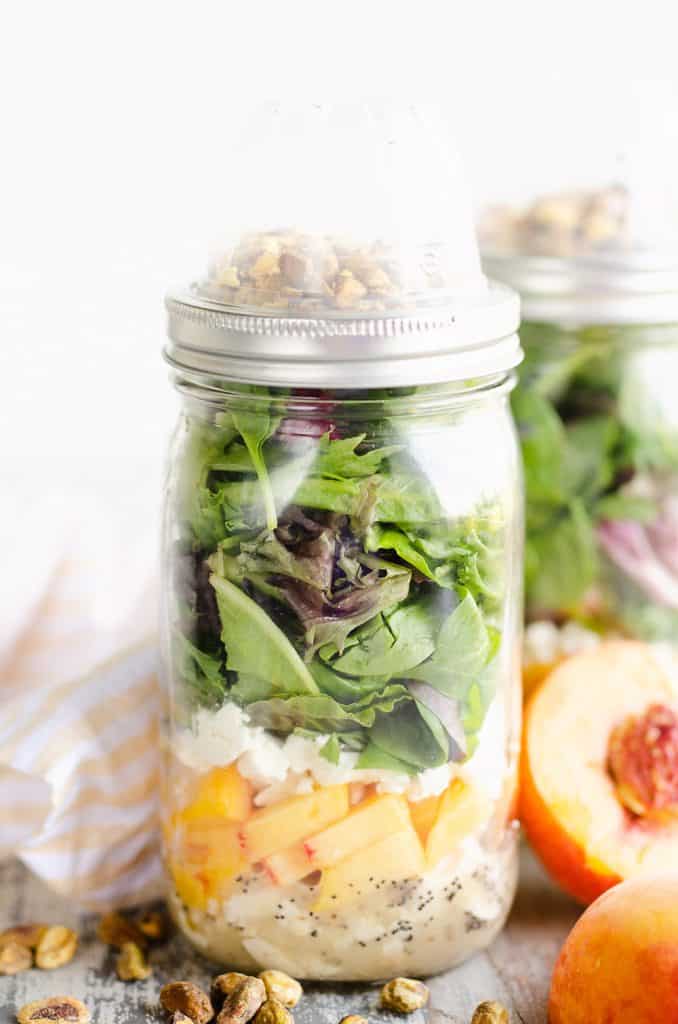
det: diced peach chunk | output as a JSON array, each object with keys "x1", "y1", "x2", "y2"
[
  {"x1": 425, "y1": 779, "x2": 491, "y2": 868},
  {"x1": 239, "y1": 785, "x2": 349, "y2": 862},
  {"x1": 304, "y1": 794, "x2": 411, "y2": 867},
  {"x1": 409, "y1": 794, "x2": 442, "y2": 844},
  {"x1": 312, "y1": 825, "x2": 425, "y2": 911},
  {"x1": 181, "y1": 818, "x2": 246, "y2": 875},
  {"x1": 169, "y1": 861, "x2": 209, "y2": 911},
  {"x1": 263, "y1": 843, "x2": 314, "y2": 886},
  {"x1": 181, "y1": 765, "x2": 253, "y2": 823}
]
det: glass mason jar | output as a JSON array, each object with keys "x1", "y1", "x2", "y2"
[
  {"x1": 484, "y1": 241, "x2": 678, "y2": 653},
  {"x1": 159, "y1": 271, "x2": 523, "y2": 980}
]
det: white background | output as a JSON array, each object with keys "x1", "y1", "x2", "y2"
[{"x1": 2, "y1": 0, "x2": 678, "y2": 479}]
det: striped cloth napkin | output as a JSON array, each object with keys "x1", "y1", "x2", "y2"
[{"x1": 0, "y1": 471, "x2": 165, "y2": 909}]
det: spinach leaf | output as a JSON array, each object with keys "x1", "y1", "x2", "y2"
[
  {"x1": 512, "y1": 388, "x2": 567, "y2": 507},
  {"x1": 458, "y1": 626, "x2": 501, "y2": 755},
  {"x1": 210, "y1": 572, "x2": 319, "y2": 695},
  {"x1": 320, "y1": 597, "x2": 437, "y2": 677},
  {"x1": 563, "y1": 416, "x2": 619, "y2": 502},
  {"x1": 526, "y1": 500, "x2": 598, "y2": 612},
  {"x1": 355, "y1": 740, "x2": 421, "y2": 773},
  {"x1": 229, "y1": 674, "x2": 274, "y2": 704},
  {"x1": 220, "y1": 407, "x2": 280, "y2": 531},
  {"x1": 175, "y1": 634, "x2": 226, "y2": 709},
  {"x1": 367, "y1": 698, "x2": 451, "y2": 771},
  {"x1": 309, "y1": 659, "x2": 390, "y2": 702},
  {"x1": 406, "y1": 591, "x2": 490, "y2": 697}
]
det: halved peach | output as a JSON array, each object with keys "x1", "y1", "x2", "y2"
[
  {"x1": 521, "y1": 641, "x2": 678, "y2": 905},
  {"x1": 523, "y1": 659, "x2": 560, "y2": 702}
]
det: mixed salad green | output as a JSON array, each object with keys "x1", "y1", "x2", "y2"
[
  {"x1": 171, "y1": 391, "x2": 506, "y2": 774},
  {"x1": 515, "y1": 321, "x2": 678, "y2": 638}
]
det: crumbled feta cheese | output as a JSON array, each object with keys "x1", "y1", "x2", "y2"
[
  {"x1": 559, "y1": 621, "x2": 601, "y2": 656},
  {"x1": 523, "y1": 620, "x2": 561, "y2": 666},
  {"x1": 176, "y1": 695, "x2": 509, "y2": 808},
  {"x1": 174, "y1": 702, "x2": 255, "y2": 772},
  {"x1": 523, "y1": 618, "x2": 601, "y2": 667}
]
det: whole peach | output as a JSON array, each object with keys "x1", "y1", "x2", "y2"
[{"x1": 549, "y1": 875, "x2": 678, "y2": 1024}]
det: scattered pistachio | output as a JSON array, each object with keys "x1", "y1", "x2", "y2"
[
  {"x1": 35, "y1": 926, "x2": 78, "y2": 970},
  {"x1": 0, "y1": 941, "x2": 32, "y2": 975},
  {"x1": 0, "y1": 924, "x2": 48, "y2": 949},
  {"x1": 471, "y1": 1001, "x2": 509, "y2": 1024},
  {"x1": 135, "y1": 908, "x2": 169, "y2": 942},
  {"x1": 339, "y1": 1017, "x2": 369, "y2": 1024},
  {"x1": 211, "y1": 972, "x2": 250, "y2": 1009},
  {"x1": 217, "y1": 976, "x2": 266, "y2": 1024},
  {"x1": 253, "y1": 998, "x2": 293, "y2": 1024},
  {"x1": 115, "y1": 941, "x2": 151, "y2": 981},
  {"x1": 258, "y1": 969, "x2": 302, "y2": 1008},
  {"x1": 160, "y1": 982, "x2": 213, "y2": 1024},
  {"x1": 380, "y1": 977, "x2": 429, "y2": 1014},
  {"x1": 97, "y1": 911, "x2": 145, "y2": 949},
  {"x1": 16, "y1": 997, "x2": 90, "y2": 1024}
]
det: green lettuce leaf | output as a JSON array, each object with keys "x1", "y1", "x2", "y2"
[
  {"x1": 175, "y1": 634, "x2": 226, "y2": 709},
  {"x1": 314, "y1": 434, "x2": 401, "y2": 479},
  {"x1": 365, "y1": 523, "x2": 438, "y2": 581},
  {"x1": 366, "y1": 698, "x2": 451, "y2": 771},
  {"x1": 246, "y1": 684, "x2": 412, "y2": 734},
  {"x1": 220, "y1": 406, "x2": 280, "y2": 531},
  {"x1": 320, "y1": 597, "x2": 437, "y2": 677},
  {"x1": 406, "y1": 591, "x2": 489, "y2": 697},
  {"x1": 309, "y1": 659, "x2": 390, "y2": 702},
  {"x1": 525, "y1": 500, "x2": 598, "y2": 613},
  {"x1": 210, "y1": 572, "x2": 319, "y2": 695}
]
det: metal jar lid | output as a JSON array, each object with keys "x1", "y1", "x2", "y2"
[
  {"x1": 164, "y1": 281, "x2": 522, "y2": 389},
  {"x1": 483, "y1": 247, "x2": 678, "y2": 327}
]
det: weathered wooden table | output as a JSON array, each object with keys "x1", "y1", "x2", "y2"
[{"x1": 0, "y1": 851, "x2": 579, "y2": 1024}]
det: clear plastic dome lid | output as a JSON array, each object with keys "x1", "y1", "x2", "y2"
[
  {"x1": 165, "y1": 103, "x2": 521, "y2": 388},
  {"x1": 478, "y1": 110, "x2": 678, "y2": 265},
  {"x1": 478, "y1": 111, "x2": 678, "y2": 323},
  {"x1": 194, "y1": 102, "x2": 489, "y2": 316}
]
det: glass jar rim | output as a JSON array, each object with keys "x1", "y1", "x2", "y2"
[
  {"x1": 483, "y1": 248, "x2": 678, "y2": 326},
  {"x1": 164, "y1": 281, "x2": 521, "y2": 389}
]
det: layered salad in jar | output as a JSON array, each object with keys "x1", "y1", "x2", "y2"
[
  {"x1": 482, "y1": 187, "x2": 678, "y2": 672},
  {"x1": 162, "y1": 232, "x2": 520, "y2": 980}
]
